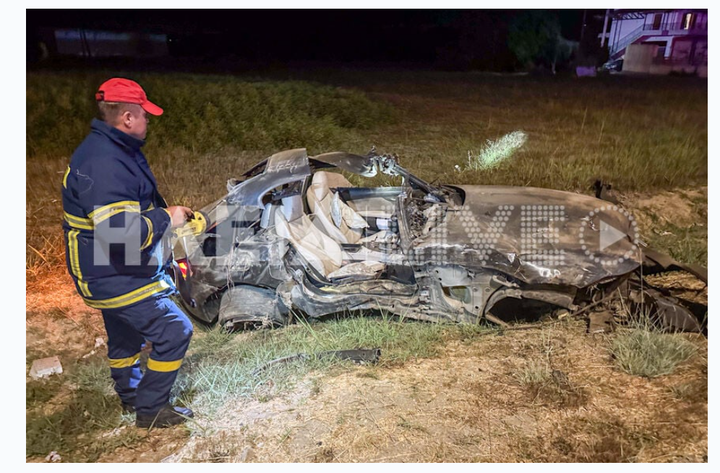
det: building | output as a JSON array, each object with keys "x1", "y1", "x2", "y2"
[
  {"x1": 600, "y1": 9, "x2": 707, "y2": 76},
  {"x1": 47, "y1": 29, "x2": 169, "y2": 58}
]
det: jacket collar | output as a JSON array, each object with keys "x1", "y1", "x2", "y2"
[{"x1": 91, "y1": 118, "x2": 145, "y2": 152}]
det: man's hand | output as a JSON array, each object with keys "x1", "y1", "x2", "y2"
[{"x1": 165, "y1": 206, "x2": 194, "y2": 228}]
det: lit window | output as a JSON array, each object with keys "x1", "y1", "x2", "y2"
[{"x1": 683, "y1": 13, "x2": 694, "y2": 30}]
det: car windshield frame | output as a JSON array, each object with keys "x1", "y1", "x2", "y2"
[{"x1": 223, "y1": 148, "x2": 450, "y2": 214}]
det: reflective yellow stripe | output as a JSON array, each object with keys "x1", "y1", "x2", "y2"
[
  {"x1": 68, "y1": 229, "x2": 80, "y2": 275},
  {"x1": 64, "y1": 212, "x2": 94, "y2": 230},
  {"x1": 83, "y1": 280, "x2": 171, "y2": 309},
  {"x1": 108, "y1": 353, "x2": 141, "y2": 369},
  {"x1": 147, "y1": 358, "x2": 183, "y2": 373},
  {"x1": 88, "y1": 200, "x2": 140, "y2": 218},
  {"x1": 68, "y1": 230, "x2": 92, "y2": 297},
  {"x1": 62, "y1": 166, "x2": 70, "y2": 189},
  {"x1": 92, "y1": 207, "x2": 141, "y2": 224},
  {"x1": 140, "y1": 216, "x2": 153, "y2": 250},
  {"x1": 79, "y1": 280, "x2": 92, "y2": 297},
  {"x1": 89, "y1": 201, "x2": 141, "y2": 224},
  {"x1": 146, "y1": 203, "x2": 155, "y2": 211}
]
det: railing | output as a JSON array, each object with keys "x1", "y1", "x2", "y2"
[
  {"x1": 611, "y1": 24, "x2": 645, "y2": 56},
  {"x1": 652, "y1": 55, "x2": 707, "y2": 66},
  {"x1": 611, "y1": 16, "x2": 708, "y2": 57},
  {"x1": 643, "y1": 22, "x2": 708, "y2": 32}
]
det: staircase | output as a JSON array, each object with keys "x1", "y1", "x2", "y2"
[{"x1": 610, "y1": 24, "x2": 646, "y2": 59}]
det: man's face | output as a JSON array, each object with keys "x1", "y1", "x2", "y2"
[{"x1": 121, "y1": 105, "x2": 149, "y2": 140}]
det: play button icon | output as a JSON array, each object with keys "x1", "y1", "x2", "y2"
[
  {"x1": 599, "y1": 220, "x2": 627, "y2": 250},
  {"x1": 578, "y1": 205, "x2": 640, "y2": 267}
]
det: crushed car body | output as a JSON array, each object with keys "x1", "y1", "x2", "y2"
[{"x1": 171, "y1": 148, "x2": 706, "y2": 332}]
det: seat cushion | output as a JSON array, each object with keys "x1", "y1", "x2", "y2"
[{"x1": 307, "y1": 171, "x2": 366, "y2": 244}]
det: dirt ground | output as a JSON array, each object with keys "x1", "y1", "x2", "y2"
[
  {"x1": 25, "y1": 188, "x2": 708, "y2": 463},
  {"x1": 158, "y1": 320, "x2": 706, "y2": 463},
  {"x1": 626, "y1": 188, "x2": 705, "y2": 229},
  {"x1": 27, "y1": 319, "x2": 708, "y2": 463}
]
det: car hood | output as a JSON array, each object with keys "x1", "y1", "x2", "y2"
[{"x1": 409, "y1": 185, "x2": 641, "y2": 287}]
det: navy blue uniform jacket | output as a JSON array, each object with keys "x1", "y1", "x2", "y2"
[{"x1": 62, "y1": 119, "x2": 174, "y2": 309}]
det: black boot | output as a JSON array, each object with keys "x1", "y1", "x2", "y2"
[
  {"x1": 136, "y1": 404, "x2": 194, "y2": 428},
  {"x1": 121, "y1": 402, "x2": 136, "y2": 414}
]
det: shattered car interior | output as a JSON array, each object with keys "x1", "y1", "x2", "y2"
[{"x1": 171, "y1": 148, "x2": 707, "y2": 333}]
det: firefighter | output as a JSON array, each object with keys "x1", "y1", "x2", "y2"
[{"x1": 61, "y1": 78, "x2": 195, "y2": 428}]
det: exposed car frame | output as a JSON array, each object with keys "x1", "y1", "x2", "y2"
[{"x1": 172, "y1": 148, "x2": 706, "y2": 332}]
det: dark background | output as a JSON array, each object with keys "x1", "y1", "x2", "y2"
[{"x1": 27, "y1": 9, "x2": 607, "y2": 71}]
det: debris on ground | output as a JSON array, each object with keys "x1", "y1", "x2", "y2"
[
  {"x1": 251, "y1": 348, "x2": 381, "y2": 376},
  {"x1": 44, "y1": 451, "x2": 61, "y2": 463},
  {"x1": 588, "y1": 310, "x2": 615, "y2": 334},
  {"x1": 29, "y1": 356, "x2": 63, "y2": 379},
  {"x1": 82, "y1": 337, "x2": 108, "y2": 359}
]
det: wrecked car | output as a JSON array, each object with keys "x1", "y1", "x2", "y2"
[{"x1": 171, "y1": 148, "x2": 706, "y2": 332}]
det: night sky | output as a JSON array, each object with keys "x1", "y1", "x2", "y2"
[{"x1": 27, "y1": 9, "x2": 605, "y2": 70}]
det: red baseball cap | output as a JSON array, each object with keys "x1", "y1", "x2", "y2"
[{"x1": 95, "y1": 78, "x2": 163, "y2": 116}]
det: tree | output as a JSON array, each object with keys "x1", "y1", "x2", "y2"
[{"x1": 508, "y1": 11, "x2": 574, "y2": 73}]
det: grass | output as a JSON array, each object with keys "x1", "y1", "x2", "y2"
[
  {"x1": 610, "y1": 322, "x2": 697, "y2": 378},
  {"x1": 461, "y1": 130, "x2": 528, "y2": 171},
  {"x1": 26, "y1": 355, "x2": 140, "y2": 461},
  {"x1": 513, "y1": 330, "x2": 590, "y2": 408},
  {"x1": 26, "y1": 310, "x2": 496, "y2": 460},
  {"x1": 292, "y1": 70, "x2": 707, "y2": 192},
  {"x1": 26, "y1": 72, "x2": 395, "y2": 160},
  {"x1": 26, "y1": 70, "x2": 707, "y2": 273},
  {"x1": 643, "y1": 215, "x2": 708, "y2": 267},
  {"x1": 526, "y1": 417, "x2": 657, "y2": 462},
  {"x1": 647, "y1": 223, "x2": 707, "y2": 267},
  {"x1": 176, "y1": 311, "x2": 489, "y2": 417},
  {"x1": 516, "y1": 359, "x2": 551, "y2": 386},
  {"x1": 25, "y1": 69, "x2": 707, "y2": 461}
]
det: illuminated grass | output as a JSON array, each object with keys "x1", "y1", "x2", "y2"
[
  {"x1": 461, "y1": 130, "x2": 527, "y2": 171},
  {"x1": 26, "y1": 312, "x2": 495, "y2": 459},
  {"x1": 175, "y1": 312, "x2": 486, "y2": 416}
]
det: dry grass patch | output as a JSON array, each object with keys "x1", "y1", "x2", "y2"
[
  {"x1": 611, "y1": 328, "x2": 697, "y2": 378},
  {"x1": 160, "y1": 319, "x2": 706, "y2": 462},
  {"x1": 516, "y1": 361, "x2": 590, "y2": 409}
]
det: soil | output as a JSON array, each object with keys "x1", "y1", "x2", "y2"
[
  {"x1": 625, "y1": 188, "x2": 706, "y2": 229},
  {"x1": 160, "y1": 320, "x2": 707, "y2": 463},
  {"x1": 26, "y1": 189, "x2": 708, "y2": 463}
]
